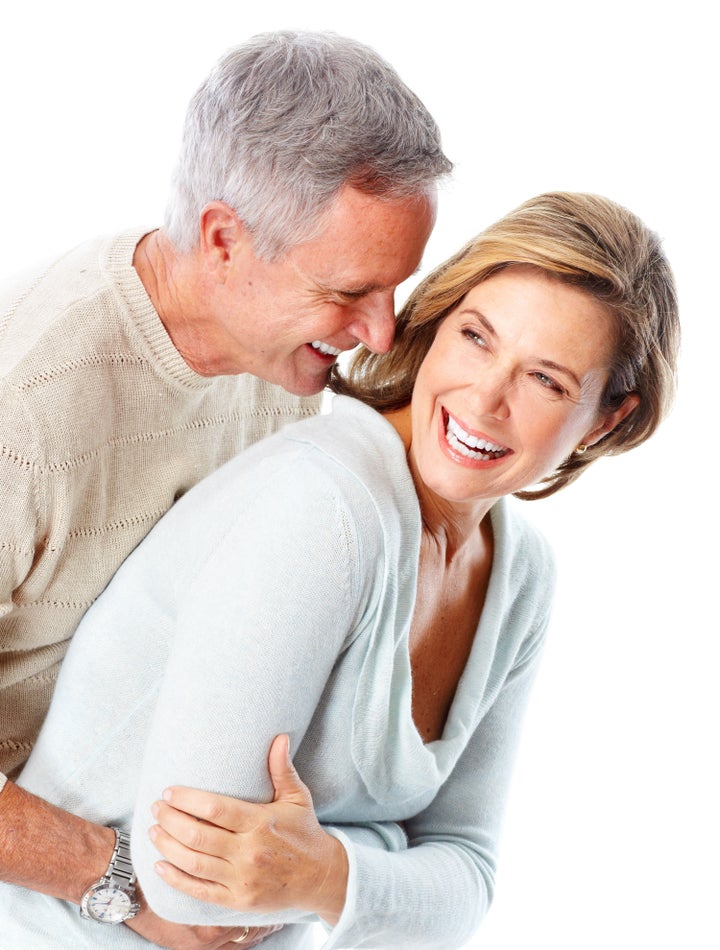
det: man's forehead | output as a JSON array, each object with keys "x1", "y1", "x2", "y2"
[{"x1": 289, "y1": 197, "x2": 433, "y2": 291}]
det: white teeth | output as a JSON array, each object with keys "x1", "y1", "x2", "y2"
[
  {"x1": 446, "y1": 414, "x2": 508, "y2": 458},
  {"x1": 310, "y1": 340, "x2": 342, "y2": 357}
]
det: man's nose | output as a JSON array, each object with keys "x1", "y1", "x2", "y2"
[{"x1": 348, "y1": 294, "x2": 396, "y2": 354}]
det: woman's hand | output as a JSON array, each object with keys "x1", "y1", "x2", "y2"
[
  {"x1": 126, "y1": 887, "x2": 281, "y2": 949},
  {"x1": 149, "y1": 735, "x2": 349, "y2": 926}
]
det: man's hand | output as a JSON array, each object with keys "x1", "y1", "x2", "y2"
[
  {"x1": 149, "y1": 735, "x2": 349, "y2": 926},
  {"x1": 0, "y1": 780, "x2": 278, "y2": 948}
]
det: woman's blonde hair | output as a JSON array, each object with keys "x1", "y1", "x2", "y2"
[{"x1": 330, "y1": 191, "x2": 680, "y2": 499}]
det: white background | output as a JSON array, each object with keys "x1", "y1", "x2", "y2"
[{"x1": 1, "y1": 2, "x2": 717, "y2": 947}]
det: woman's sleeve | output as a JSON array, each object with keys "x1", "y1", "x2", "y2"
[
  {"x1": 322, "y1": 616, "x2": 549, "y2": 949},
  {"x1": 131, "y1": 461, "x2": 367, "y2": 927}
]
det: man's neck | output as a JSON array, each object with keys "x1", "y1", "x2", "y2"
[{"x1": 133, "y1": 230, "x2": 212, "y2": 375}]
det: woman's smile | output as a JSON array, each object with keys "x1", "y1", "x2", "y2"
[{"x1": 440, "y1": 409, "x2": 511, "y2": 464}]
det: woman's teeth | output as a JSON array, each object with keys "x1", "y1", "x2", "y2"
[
  {"x1": 446, "y1": 414, "x2": 509, "y2": 460},
  {"x1": 311, "y1": 341, "x2": 342, "y2": 357}
]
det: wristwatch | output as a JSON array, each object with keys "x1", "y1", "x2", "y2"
[{"x1": 80, "y1": 827, "x2": 140, "y2": 924}]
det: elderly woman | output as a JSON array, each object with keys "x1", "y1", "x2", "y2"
[{"x1": 5, "y1": 192, "x2": 679, "y2": 949}]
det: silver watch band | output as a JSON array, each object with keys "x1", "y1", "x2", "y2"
[
  {"x1": 106, "y1": 828, "x2": 136, "y2": 889},
  {"x1": 80, "y1": 826, "x2": 139, "y2": 923}
]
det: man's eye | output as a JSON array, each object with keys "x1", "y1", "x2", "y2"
[{"x1": 332, "y1": 290, "x2": 365, "y2": 303}]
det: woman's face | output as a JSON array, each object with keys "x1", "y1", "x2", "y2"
[{"x1": 407, "y1": 265, "x2": 633, "y2": 511}]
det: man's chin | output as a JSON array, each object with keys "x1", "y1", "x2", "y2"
[{"x1": 277, "y1": 371, "x2": 330, "y2": 398}]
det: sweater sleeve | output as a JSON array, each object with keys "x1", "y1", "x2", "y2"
[
  {"x1": 0, "y1": 384, "x2": 43, "y2": 781},
  {"x1": 0, "y1": 383, "x2": 40, "y2": 618},
  {"x1": 322, "y1": 615, "x2": 549, "y2": 949},
  {"x1": 131, "y1": 459, "x2": 372, "y2": 926}
]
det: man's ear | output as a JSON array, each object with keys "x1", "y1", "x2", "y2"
[
  {"x1": 198, "y1": 201, "x2": 248, "y2": 280},
  {"x1": 583, "y1": 392, "x2": 640, "y2": 447}
]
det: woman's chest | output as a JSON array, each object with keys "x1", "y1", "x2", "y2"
[{"x1": 408, "y1": 531, "x2": 493, "y2": 743}]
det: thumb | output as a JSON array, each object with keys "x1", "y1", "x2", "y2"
[{"x1": 268, "y1": 734, "x2": 311, "y2": 805}]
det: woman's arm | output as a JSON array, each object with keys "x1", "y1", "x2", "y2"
[
  {"x1": 130, "y1": 464, "x2": 365, "y2": 928},
  {"x1": 147, "y1": 629, "x2": 547, "y2": 948}
]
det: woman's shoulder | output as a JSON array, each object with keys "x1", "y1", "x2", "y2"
[
  {"x1": 204, "y1": 395, "x2": 416, "y2": 521},
  {"x1": 285, "y1": 396, "x2": 409, "y2": 476},
  {"x1": 149, "y1": 395, "x2": 419, "y2": 564},
  {"x1": 491, "y1": 497, "x2": 557, "y2": 597}
]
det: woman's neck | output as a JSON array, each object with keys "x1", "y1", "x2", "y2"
[{"x1": 382, "y1": 405, "x2": 495, "y2": 559}]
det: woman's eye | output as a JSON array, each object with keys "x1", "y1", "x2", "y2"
[
  {"x1": 534, "y1": 372, "x2": 564, "y2": 394},
  {"x1": 462, "y1": 328, "x2": 488, "y2": 348}
]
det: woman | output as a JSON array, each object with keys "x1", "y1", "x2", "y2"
[{"x1": 6, "y1": 192, "x2": 678, "y2": 948}]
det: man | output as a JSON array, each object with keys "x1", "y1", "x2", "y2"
[{"x1": 0, "y1": 31, "x2": 449, "y2": 947}]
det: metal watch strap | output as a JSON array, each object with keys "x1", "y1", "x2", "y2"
[
  {"x1": 80, "y1": 827, "x2": 139, "y2": 923},
  {"x1": 106, "y1": 828, "x2": 136, "y2": 889}
]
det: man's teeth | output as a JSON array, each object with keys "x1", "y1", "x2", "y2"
[
  {"x1": 311, "y1": 341, "x2": 342, "y2": 357},
  {"x1": 446, "y1": 415, "x2": 508, "y2": 459}
]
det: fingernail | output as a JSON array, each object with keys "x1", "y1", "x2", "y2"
[
  {"x1": 151, "y1": 802, "x2": 159, "y2": 818},
  {"x1": 148, "y1": 825, "x2": 158, "y2": 841},
  {"x1": 154, "y1": 862, "x2": 166, "y2": 877},
  {"x1": 162, "y1": 788, "x2": 173, "y2": 802}
]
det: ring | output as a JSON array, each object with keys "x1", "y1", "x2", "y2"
[{"x1": 231, "y1": 928, "x2": 251, "y2": 944}]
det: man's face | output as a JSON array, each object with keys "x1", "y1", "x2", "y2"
[{"x1": 208, "y1": 185, "x2": 436, "y2": 394}]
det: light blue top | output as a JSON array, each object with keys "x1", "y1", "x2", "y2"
[{"x1": 6, "y1": 396, "x2": 555, "y2": 949}]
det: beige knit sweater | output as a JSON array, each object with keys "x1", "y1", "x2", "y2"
[{"x1": 0, "y1": 229, "x2": 321, "y2": 779}]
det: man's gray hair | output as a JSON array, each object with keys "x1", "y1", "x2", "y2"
[{"x1": 164, "y1": 31, "x2": 452, "y2": 259}]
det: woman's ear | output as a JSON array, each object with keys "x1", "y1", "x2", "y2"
[{"x1": 583, "y1": 393, "x2": 640, "y2": 447}]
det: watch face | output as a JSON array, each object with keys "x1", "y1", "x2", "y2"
[{"x1": 86, "y1": 885, "x2": 134, "y2": 923}]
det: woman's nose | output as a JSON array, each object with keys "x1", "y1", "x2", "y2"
[{"x1": 468, "y1": 369, "x2": 512, "y2": 420}]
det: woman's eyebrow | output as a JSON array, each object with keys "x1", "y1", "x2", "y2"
[
  {"x1": 460, "y1": 308, "x2": 497, "y2": 338},
  {"x1": 536, "y1": 358, "x2": 582, "y2": 389}
]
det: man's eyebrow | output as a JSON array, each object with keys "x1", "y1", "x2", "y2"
[
  {"x1": 324, "y1": 263, "x2": 425, "y2": 298},
  {"x1": 459, "y1": 307, "x2": 583, "y2": 389},
  {"x1": 328, "y1": 283, "x2": 380, "y2": 297}
]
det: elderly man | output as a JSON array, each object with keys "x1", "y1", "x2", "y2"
[{"x1": 0, "y1": 31, "x2": 449, "y2": 947}]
